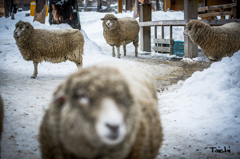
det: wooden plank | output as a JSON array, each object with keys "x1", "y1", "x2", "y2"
[
  {"x1": 153, "y1": 46, "x2": 171, "y2": 52},
  {"x1": 154, "y1": 26, "x2": 157, "y2": 39},
  {"x1": 198, "y1": 11, "x2": 233, "y2": 18},
  {"x1": 170, "y1": 25, "x2": 172, "y2": 39},
  {"x1": 139, "y1": 4, "x2": 151, "y2": 52},
  {"x1": 153, "y1": 38, "x2": 172, "y2": 44},
  {"x1": 169, "y1": 38, "x2": 173, "y2": 55},
  {"x1": 161, "y1": 26, "x2": 164, "y2": 53},
  {"x1": 233, "y1": 0, "x2": 240, "y2": 19},
  {"x1": 154, "y1": 26, "x2": 157, "y2": 52},
  {"x1": 198, "y1": 3, "x2": 236, "y2": 12},
  {"x1": 118, "y1": 0, "x2": 122, "y2": 13},
  {"x1": 161, "y1": 25, "x2": 164, "y2": 39},
  {"x1": 184, "y1": 0, "x2": 198, "y2": 58},
  {"x1": 139, "y1": 19, "x2": 240, "y2": 27},
  {"x1": 139, "y1": 20, "x2": 186, "y2": 26}
]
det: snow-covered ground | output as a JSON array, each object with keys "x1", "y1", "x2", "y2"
[{"x1": 0, "y1": 11, "x2": 239, "y2": 159}]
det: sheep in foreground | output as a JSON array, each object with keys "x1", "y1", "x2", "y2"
[
  {"x1": 39, "y1": 61, "x2": 163, "y2": 159},
  {"x1": 13, "y1": 21, "x2": 84, "y2": 78},
  {"x1": 0, "y1": 95, "x2": 3, "y2": 140},
  {"x1": 101, "y1": 14, "x2": 140, "y2": 58},
  {"x1": 184, "y1": 20, "x2": 240, "y2": 61}
]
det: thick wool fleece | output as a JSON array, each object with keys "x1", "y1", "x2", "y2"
[
  {"x1": 39, "y1": 62, "x2": 163, "y2": 159},
  {"x1": 102, "y1": 14, "x2": 139, "y2": 58},
  {"x1": 14, "y1": 21, "x2": 84, "y2": 77},
  {"x1": 185, "y1": 20, "x2": 240, "y2": 61}
]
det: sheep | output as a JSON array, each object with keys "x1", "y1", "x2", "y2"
[
  {"x1": 0, "y1": 95, "x2": 3, "y2": 140},
  {"x1": 39, "y1": 61, "x2": 163, "y2": 159},
  {"x1": 184, "y1": 20, "x2": 240, "y2": 61},
  {"x1": 101, "y1": 14, "x2": 140, "y2": 58},
  {"x1": 13, "y1": 21, "x2": 84, "y2": 78}
]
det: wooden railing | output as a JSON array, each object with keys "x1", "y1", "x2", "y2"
[
  {"x1": 198, "y1": 3, "x2": 236, "y2": 19},
  {"x1": 140, "y1": 19, "x2": 240, "y2": 40},
  {"x1": 139, "y1": 19, "x2": 240, "y2": 55}
]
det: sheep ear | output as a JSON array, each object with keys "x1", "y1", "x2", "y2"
[
  {"x1": 197, "y1": 23, "x2": 202, "y2": 28},
  {"x1": 53, "y1": 94, "x2": 66, "y2": 106},
  {"x1": 101, "y1": 18, "x2": 104, "y2": 21}
]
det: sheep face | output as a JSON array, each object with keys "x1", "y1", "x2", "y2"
[
  {"x1": 184, "y1": 20, "x2": 209, "y2": 44},
  {"x1": 56, "y1": 67, "x2": 137, "y2": 153},
  {"x1": 101, "y1": 14, "x2": 118, "y2": 30},
  {"x1": 14, "y1": 21, "x2": 34, "y2": 43}
]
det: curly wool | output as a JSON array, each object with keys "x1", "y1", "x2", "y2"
[
  {"x1": 14, "y1": 21, "x2": 84, "y2": 77},
  {"x1": 39, "y1": 62, "x2": 163, "y2": 159},
  {"x1": 102, "y1": 14, "x2": 139, "y2": 58},
  {"x1": 185, "y1": 20, "x2": 240, "y2": 61}
]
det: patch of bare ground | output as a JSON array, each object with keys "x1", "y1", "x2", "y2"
[{"x1": 122, "y1": 53, "x2": 211, "y2": 90}]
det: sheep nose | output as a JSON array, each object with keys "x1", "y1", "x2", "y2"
[{"x1": 106, "y1": 123, "x2": 119, "y2": 133}]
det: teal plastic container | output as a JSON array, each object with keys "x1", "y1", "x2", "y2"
[{"x1": 173, "y1": 41, "x2": 184, "y2": 57}]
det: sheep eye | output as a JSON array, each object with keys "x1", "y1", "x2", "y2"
[
  {"x1": 77, "y1": 90, "x2": 89, "y2": 105},
  {"x1": 79, "y1": 96, "x2": 89, "y2": 105},
  {"x1": 26, "y1": 26, "x2": 30, "y2": 29}
]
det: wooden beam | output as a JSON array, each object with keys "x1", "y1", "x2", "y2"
[
  {"x1": 161, "y1": 25, "x2": 164, "y2": 39},
  {"x1": 184, "y1": 0, "x2": 198, "y2": 58},
  {"x1": 198, "y1": 3, "x2": 236, "y2": 12},
  {"x1": 140, "y1": 4, "x2": 151, "y2": 52},
  {"x1": 139, "y1": 20, "x2": 186, "y2": 26},
  {"x1": 153, "y1": 38, "x2": 172, "y2": 44},
  {"x1": 233, "y1": 0, "x2": 240, "y2": 19},
  {"x1": 198, "y1": 11, "x2": 233, "y2": 18},
  {"x1": 153, "y1": 46, "x2": 171, "y2": 52},
  {"x1": 139, "y1": 19, "x2": 240, "y2": 27},
  {"x1": 164, "y1": 0, "x2": 171, "y2": 11},
  {"x1": 118, "y1": 0, "x2": 122, "y2": 13},
  {"x1": 170, "y1": 25, "x2": 172, "y2": 39},
  {"x1": 156, "y1": 0, "x2": 159, "y2": 11},
  {"x1": 155, "y1": 26, "x2": 157, "y2": 52}
]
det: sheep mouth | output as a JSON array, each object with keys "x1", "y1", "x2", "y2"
[
  {"x1": 183, "y1": 30, "x2": 189, "y2": 36},
  {"x1": 107, "y1": 133, "x2": 119, "y2": 140}
]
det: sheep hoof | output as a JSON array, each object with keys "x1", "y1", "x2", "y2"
[
  {"x1": 31, "y1": 75, "x2": 36, "y2": 79},
  {"x1": 208, "y1": 56, "x2": 218, "y2": 61},
  {"x1": 135, "y1": 55, "x2": 138, "y2": 57}
]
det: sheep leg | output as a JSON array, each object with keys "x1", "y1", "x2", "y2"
[
  {"x1": 75, "y1": 57, "x2": 83, "y2": 68},
  {"x1": 31, "y1": 62, "x2": 38, "y2": 78},
  {"x1": 112, "y1": 45, "x2": 115, "y2": 57},
  {"x1": 133, "y1": 38, "x2": 138, "y2": 57},
  {"x1": 207, "y1": 56, "x2": 218, "y2": 61},
  {"x1": 123, "y1": 45, "x2": 126, "y2": 56},
  {"x1": 116, "y1": 45, "x2": 121, "y2": 58}
]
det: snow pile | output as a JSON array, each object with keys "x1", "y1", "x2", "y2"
[{"x1": 158, "y1": 52, "x2": 240, "y2": 158}]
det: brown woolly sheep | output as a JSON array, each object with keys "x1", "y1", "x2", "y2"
[
  {"x1": 184, "y1": 20, "x2": 240, "y2": 61},
  {"x1": 39, "y1": 61, "x2": 163, "y2": 159},
  {"x1": 0, "y1": 95, "x2": 3, "y2": 140},
  {"x1": 14, "y1": 21, "x2": 84, "y2": 78},
  {"x1": 101, "y1": 14, "x2": 140, "y2": 58}
]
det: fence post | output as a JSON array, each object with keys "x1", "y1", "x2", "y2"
[
  {"x1": 184, "y1": 0, "x2": 198, "y2": 58},
  {"x1": 140, "y1": 3, "x2": 152, "y2": 52}
]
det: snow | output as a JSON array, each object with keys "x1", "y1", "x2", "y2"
[
  {"x1": 0, "y1": 10, "x2": 240, "y2": 159},
  {"x1": 158, "y1": 52, "x2": 240, "y2": 158}
]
